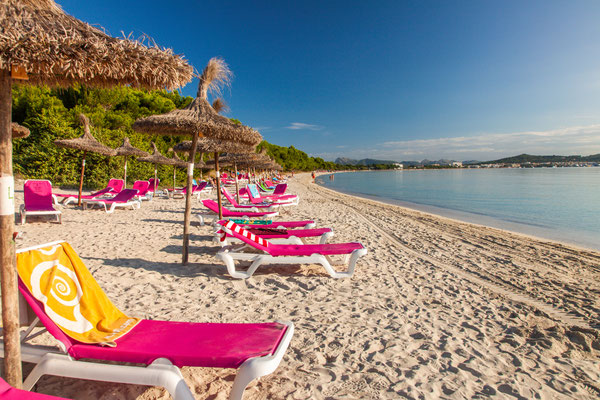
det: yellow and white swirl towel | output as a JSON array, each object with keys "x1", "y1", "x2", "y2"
[{"x1": 17, "y1": 242, "x2": 139, "y2": 346}]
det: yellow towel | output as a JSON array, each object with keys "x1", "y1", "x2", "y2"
[{"x1": 17, "y1": 242, "x2": 139, "y2": 346}]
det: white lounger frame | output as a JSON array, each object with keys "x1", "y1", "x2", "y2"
[
  {"x1": 216, "y1": 243, "x2": 367, "y2": 279},
  {"x1": 19, "y1": 204, "x2": 61, "y2": 225},
  {"x1": 7, "y1": 241, "x2": 295, "y2": 400},
  {"x1": 82, "y1": 198, "x2": 141, "y2": 213}
]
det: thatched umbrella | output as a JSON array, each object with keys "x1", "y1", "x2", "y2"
[
  {"x1": 0, "y1": 0, "x2": 193, "y2": 384},
  {"x1": 54, "y1": 114, "x2": 117, "y2": 206},
  {"x1": 137, "y1": 142, "x2": 181, "y2": 195},
  {"x1": 11, "y1": 123, "x2": 30, "y2": 139},
  {"x1": 133, "y1": 58, "x2": 262, "y2": 264},
  {"x1": 114, "y1": 137, "x2": 148, "y2": 187}
]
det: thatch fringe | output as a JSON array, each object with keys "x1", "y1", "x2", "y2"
[
  {"x1": 173, "y1": 137, "x2": 256, "y2": 154},
  {"x1": 0, "y1": 0, "x2": 193, "y2": 90},
  {"x1": 132, "y1": 58, "x2": 262, "y2": 146},
  {"x1": 54, "y1": 113, "x2": 116, "y2": 156},
  {"x1": 11, "y1": 122, "x2": 30, "y2": 139},
  {"x1": 115, "y1": 137, "x2": 148, "y2": 157}
]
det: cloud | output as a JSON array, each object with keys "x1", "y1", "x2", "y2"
[
  {"x1": 286, "y1": 122, "x2": 324, "y2": 131},
  {"x1": 314, "y1": 124, "x2": 600, "y2": 162}
]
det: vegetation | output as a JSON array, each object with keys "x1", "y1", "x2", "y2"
[{"x1": 11, "y1": 85, "x2": 393, "y2": 188}]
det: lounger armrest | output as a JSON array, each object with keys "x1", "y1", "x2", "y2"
[{"x1": 230, "y1": 321, "x2": 294, "y2": 400}]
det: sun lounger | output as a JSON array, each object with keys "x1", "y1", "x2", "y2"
[
  {"x1": 57, "y1": 178, "x2": 124, "y2": 205},
  {"x1": 131, "y1": 180, "x2": 151, "y2": 201},
  {"x1": 221, "y1": 188, "x2": 279, "y2": 212},
  {"x1": 9, "y1": 242, "x2": 293, "y2": 400},
  {"x1": 272, "y1": 184, "x2": 288, "y2": 195},
  {"x1": 20, "y1": 180, "x2": 62, "y2": 225},
  {"x1": 216, "y1": 220, "x2": 367, "y2": 279},
  {"x1": 82, "y1": 189, "x2": 141, "y2": 213},
  {"x1": 215, "y1": 225, "x2": 334, "y2": 246},
  {"x1": 0, "y1": 378, "x2": 72, "y2": 399},
  {"x1": 226, "y1": 219, "x2": 316, "y2": 229},
  {"x1": 244, "y1": 184, "x2": 299, "y2": 205},
  {"x1": 172, "y1": 181, "x2": 208, "y2": 199},
  {"x1": 197, "y1": 199, "x2": 279, "y2": 225}
]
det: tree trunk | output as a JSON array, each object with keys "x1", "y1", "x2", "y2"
[
  {"x1": 123, "y1": 157, "x2": 128, "y2": 187},
  {"x1": 0, "y1": 69, "x2": 22, "y2": 388}
]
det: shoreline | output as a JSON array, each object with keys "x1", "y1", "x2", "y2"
[
  {"x1": 315, "y1": 170, "x2": 600, "y2": 253},
  {"x1": 12, "y1": 174, "x2": 600, "y2": 399}
]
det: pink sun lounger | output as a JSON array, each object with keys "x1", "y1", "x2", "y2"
[
  {"x1": 131, "y1": 180, "x2": 151, "y2": 200},
  {"x1": 216, "y1": 220, "x2": 367, "y2": 279},
  {"x1": 0, "y1": 378, "x2": 72, "y2": 399},
  {"x1": 20, "y1": 180, "x2": 62, "y2": 225},
  {"x1": 197, "y1": 199, "x2": 279, "y2": 225},
  {"x1": 56, "y1": 178, "x2": 124, "y2": 205},
  {"x1": 216, "y1": 225, "x2": 334, "y2": 246},
  {"x1": 221, "y1": 187, "x2": 279, "y2": 212},
  {"x1": 172, "y1": 181, "x2": 208, "y2": 199},
  {"x1": 82, "y1": 189, "x2": 141, "y2": 213},
  {"x1": 11, "y1": 242, "x2": 294, "y2": 400},
  {"x1": 243, "y1": 184, "x2": 298, "y2": 205}
]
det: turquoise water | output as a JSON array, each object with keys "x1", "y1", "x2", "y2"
[{"x1": 316, "y1": 168, "x2": 600, "y2": 251}]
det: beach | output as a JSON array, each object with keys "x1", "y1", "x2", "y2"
[{"x1": 13, "y1": 173, "x2": 600, "y2": 399}]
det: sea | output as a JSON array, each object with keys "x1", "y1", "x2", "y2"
[{"x1": 315, "y1": 168, "x2": 600, "y2": 251}]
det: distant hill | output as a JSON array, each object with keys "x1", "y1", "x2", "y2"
[
  {"x1": 484, "y1": 153, "x2": 600, "y2": 164},
  {"x1": 335, "y1": 157, "x2": 399, "y2": 166}
]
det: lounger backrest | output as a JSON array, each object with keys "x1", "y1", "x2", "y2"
[
  {"x1": 24, "y1": 180, "x2": 53, "y2": 209},
  {"x1": 107, "y1": 179, "x2": 124, "y2": 193},
  {"x1": 148, "y1": 178, "x2": 159, "y2": 191},
  {"x1": 89, "y1": 187, "x2": 113, "y2": 197},
  {"x1": 221, "y1": 187, "x2": 237, "y2": 205},
  {"x1": 247, "y1": 184, "x2": 261, "y2": 199},
  {"x1": 132, "y1": 180, "x2": 150, "y2": 195},
  {"x1": 219, "y1": 220, "x2": 271, "y2": 251},
  {"x1": 196, "y1": 181, "x2": 208, "y2": 191},
  {"x1": 273, "y1": 184, "x2": 287, "y2": 195},
  {"x1": 109, "y1": 189, "x2": 138, "y2": 202}
]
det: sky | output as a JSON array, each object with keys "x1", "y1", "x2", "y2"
[{"x1": 60, "y1": 0, "x2": 600, "y2": 162}]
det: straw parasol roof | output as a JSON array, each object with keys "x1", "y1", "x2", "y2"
[
  {"x1": 172, "y1": 137, "x2": 256, "y2": 155},
  {"x1": 171, "y1": 151, "x2": 205, "y2": 168},
  {"x1": 114, "y1": 137, "x2": 148, "y2": 157},
  {"x1": 138, "y1": 142, "x2": 182, "y2": 166},
  {"x1": 11, "y1": 122, "x2": 29, "y2": 139},
  {"x1": 0, "y1": 0, "x2": 193, "y2": 89},
  {"x1": 132, "y1": 58, "x2": 262, "y2": 146},
  {"x1": 54, "y1": 114, "x2": 116, "y2": 156}
]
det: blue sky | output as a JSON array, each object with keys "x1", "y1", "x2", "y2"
[{"x1": 60, "y1": 0, "x2": 600, "y2": 162}]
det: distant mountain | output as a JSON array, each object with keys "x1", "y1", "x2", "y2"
[
  {"x1": 335, "y1": 157, "x2": 399, "y2": 166},
  {"x1": 484, "y1": 153, "x2": 600, "y2": 164}
]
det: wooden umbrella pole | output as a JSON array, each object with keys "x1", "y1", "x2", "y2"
[
  {"x1": 215, "y1": 152, "x2": 223, "y2": 220},
  {"x1": 234, "y1": 162, "x2": 240, "y2": 204},
  {"x1": 173, "y1": 165, "x2": 176, "y2": 193},
  {"x1": 182, "y1": 131, "x2": 200, "y2": 265},
  {"x1": 153, "y1": 165, "x2": 158, "y2": 194},
  {"x1": 123, "y1": 157, "x2": 128, "y2": 187},
  {"x1": 0, "y1": 69, "x2": 22, "y2": 388},
  {"x1": 77, "y1": 151, "x2": 87, "y2": 206}
]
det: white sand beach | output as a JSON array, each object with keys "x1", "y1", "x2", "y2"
[{"x1": 12, "y1": 173, "x2": 600, "y2": 399}]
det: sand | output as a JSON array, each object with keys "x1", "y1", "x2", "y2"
[{"x1": 11, "y1": 173, "x2": 600, "y2": 399}]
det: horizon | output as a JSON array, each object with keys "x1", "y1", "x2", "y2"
[{"x1": 59, "y1": 1, "x2": 600, "y2": 161}]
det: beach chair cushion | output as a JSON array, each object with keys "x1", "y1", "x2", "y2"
[{"x1": 24, "y1": 180, "x2": 54, "y2": 211}]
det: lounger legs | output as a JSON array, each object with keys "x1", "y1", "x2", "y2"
[
  {"x1": 230, "y1": 321, "x2": 294, "y2": 400},
  {"x1": 23, "y1": 353, "x2": 195, "y2": 400},
  {"x1": 216, "y1": 248, "x2": 368, "y2": 279}
]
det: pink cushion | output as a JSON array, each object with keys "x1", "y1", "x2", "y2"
[
  {"x1": 268, "y1": 242, "x2": 364, "y2": 256},
  {"x1": 24, "y1": 180, "x2": 54, "y2": 210},
  {"x1": 246, "y1": 227, "x2": 331, "y2": 239},
  {"x1": 69, "y1": 319, "x2": 287, "y2": 368},
  {"x1": 233, "y1": 220, "x2": 314, "y2": 229}
]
